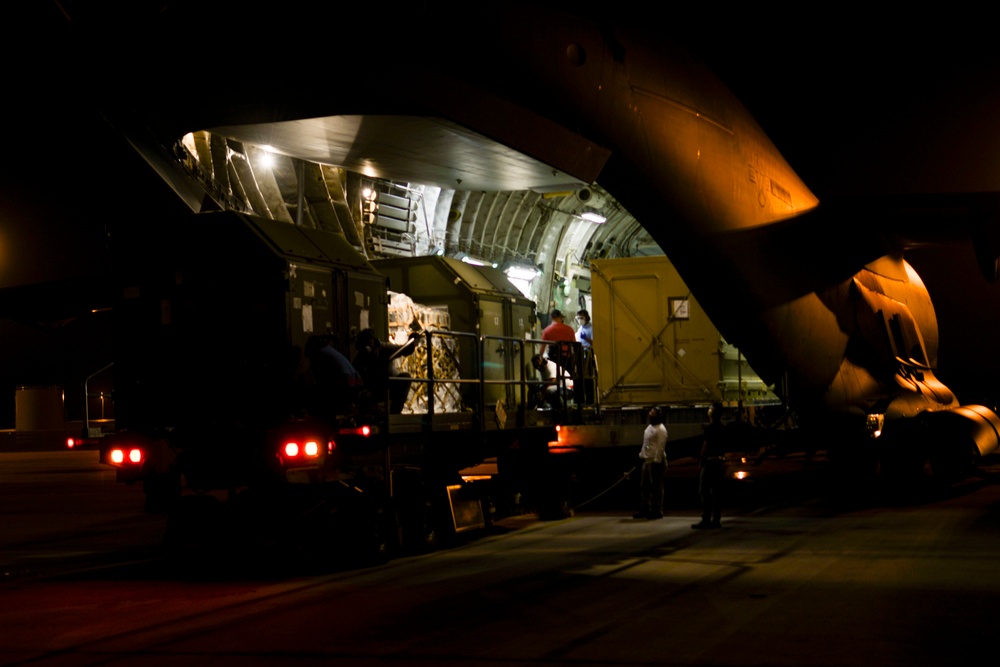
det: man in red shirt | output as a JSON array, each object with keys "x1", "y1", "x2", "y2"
[{"x1": 541, "y1": 309, "x2": 577, "y2": 371}]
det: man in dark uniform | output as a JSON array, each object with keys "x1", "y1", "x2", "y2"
[{"x1": 693, "y1": 401, "x2": 727, "y2": 529}]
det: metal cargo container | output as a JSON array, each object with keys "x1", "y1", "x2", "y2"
[
  {"x1": 372, "y1": 257, "x2": 536, "y2": 409},
  {"x1": 590, "y1": 256, "x2": 776, "y2": 407}
]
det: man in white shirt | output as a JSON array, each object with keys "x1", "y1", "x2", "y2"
[{"x1": 634, "y1": 407, "x2": 668, "y2": 519}]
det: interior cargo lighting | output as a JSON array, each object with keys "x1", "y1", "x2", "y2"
[
  {"x1": 457, "y1": 252, "x2": 495, "y2": 267},
  {"x1": 284, "y1": 442, "x2": 300, "y2": 457},
  {"x1": 257, "y1": 150, "x2": 276, "y2": 169},
  {"x1": 504, "y1": 265, "x2": 540, "y2": 281}
]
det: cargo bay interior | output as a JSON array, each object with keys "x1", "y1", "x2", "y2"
[
  {"x1": 3, "y1": 119, "x2": 777, "y2": 443},
  {"x1": 168, "y1": 126, "x2": 776, "y2": 414}
]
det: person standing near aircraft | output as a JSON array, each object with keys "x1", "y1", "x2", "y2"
[
  {"x1": 634, "y1": 407, "x2": 668, "y2": 519},
  {"x1": 541, "y1": 309, "x2": 577, "y2": 372},
  {"x1": 576, "y1": 309, "x2": 595, "y2": 404},
  {"x1": 693, "y1": 402, "x2": 726, "y2": 529},
  {"x1": 575, "y1": 309, "x2": 592, "y2": 349}
]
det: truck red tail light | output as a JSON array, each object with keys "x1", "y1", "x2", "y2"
[
  {"x1": 109, "y1": 447, "x2": 143, "y2": 465},
  {"x1": 281, "y1": 439, "x2": 322, "y2": 463}
]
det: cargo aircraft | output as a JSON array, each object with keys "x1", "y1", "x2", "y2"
[{"x1": 49, "y1": 2, "x2": 1000, "y2": 482}]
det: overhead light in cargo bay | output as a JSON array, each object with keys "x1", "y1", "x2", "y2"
[
  {"x1": 257, "y1": 145, "x2": 277, "y2": 169},
  {"x1": 580, "y1": 207, "x2": 606, "y2": 223},
  {"x1": 504, "y1": 264, "x2": 540, "y2": 297},
  {"x1": 458, "y1": 252, "x2": 495, "y2": 267},
  {"x1": 505, "y1": 265, "x2": 540, "y2": 281}
]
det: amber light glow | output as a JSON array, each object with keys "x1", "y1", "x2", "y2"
[{"x1": 304, "y1": 441, "x2": 320, "y2": 457}]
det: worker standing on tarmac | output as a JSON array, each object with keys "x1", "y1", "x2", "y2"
[
  {"x1": 692, "y1": 401, "x2": 726, "y2": 529},
  {"x1": 634, "y1": 407, "x2": 668, "y2": 519}
]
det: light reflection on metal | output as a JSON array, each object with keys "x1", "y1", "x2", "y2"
[{"x1": 866, "y1": 413, "x2": 885, "y2": 438}]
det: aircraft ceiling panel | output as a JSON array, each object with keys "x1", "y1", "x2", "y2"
[{"x1": 209, "y1": 115, "x2": 591, "y2": 193}]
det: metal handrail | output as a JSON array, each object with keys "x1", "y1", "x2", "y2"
[
  {"x1": 386, "y1": 330, "x2": 601, "y2": 432},
  {"x1": 389, "y1": 329, "x2": 482, "y2": 430},
  {"x1": 480, "y1": 334, "x2": 536, "y2": 427}
]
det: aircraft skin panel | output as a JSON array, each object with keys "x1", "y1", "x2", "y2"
[{"x1": 209, "y1": 115, "x2": 599, "y2": 193}]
